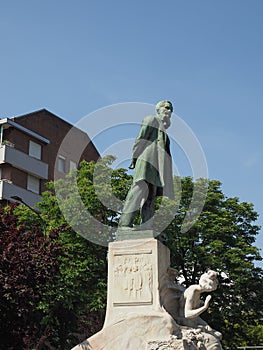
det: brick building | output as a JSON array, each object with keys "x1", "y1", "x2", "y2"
[{"x1": 0, "y1": 109, "x2": 100, "y2": 207}]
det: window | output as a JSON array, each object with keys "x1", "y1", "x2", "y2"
[
  {"x1": 29, "y1": 140, "x2": 42, "y2": 160},
  {"x1": 27, "y1": 175, "x2": 40, "y2": 194},
  {"x1": 58, "y1": 155, "x2": 66, "y2": 173},
  {"x1": 69, "y1": 160, "x2": 77, "y2": 171}
]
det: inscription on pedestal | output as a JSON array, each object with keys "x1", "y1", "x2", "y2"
[{"x1": 113, "y1": 250, "x2": 153, "y2": 306}]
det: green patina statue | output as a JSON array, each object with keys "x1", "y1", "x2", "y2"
[{"x1": 118, "y1": 100, "x2": 174, "y2": 230}]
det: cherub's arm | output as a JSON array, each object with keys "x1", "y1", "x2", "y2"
[{"x1": 185, "y1": 294, "x2": 212, "y2": 319}]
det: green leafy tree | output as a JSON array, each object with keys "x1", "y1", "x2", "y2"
[
  {"x1": 11, "y1": 160, "x2": 263, "y2": 348},
  {"x1": 12, "y1": 157, "x2": 132, "y2": 348},
  {"x1": 165, "y1": 177, "x2": 263, "y2": 347}
]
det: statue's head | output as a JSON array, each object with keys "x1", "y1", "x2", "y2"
[
  {"x1": 199, "y1": 270, "x2": 219, "y2": 292},
  {"x1": 155, "y1": 100, "x2": 173, "y2": 114},
  {"x1": 155, "y1": 100, "x2": 173, "y2": 129}
]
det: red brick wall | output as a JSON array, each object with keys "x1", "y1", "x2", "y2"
[
  {"x1": 11, "y1": 109, "x2": 100, "y2": 193},
  {"x1": 3, "y1": 127, "x2": 45, "y2": 154},
  {"x1": 1, "y1": 164, "x2": 27, "y2": 189},
  {"x1": 1, "y1": 164, "x2": 12, "y2": 181}
]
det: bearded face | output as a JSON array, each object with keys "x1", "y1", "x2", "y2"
[{"x1": 156, "y1": 102, "x2": 172, "y2": 129}]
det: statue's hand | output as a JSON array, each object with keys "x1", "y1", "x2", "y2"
[
  {"x1": 204, "y1": 295, "x2": 212, "y2": 309},
  {"x1": 128, "y1": 159, "x2": 137, "y2": 169}
]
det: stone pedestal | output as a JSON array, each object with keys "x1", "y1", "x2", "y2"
[
  {"x1": 104, "y1": 237, "x2": 170, "y2": 327},
  {"x1": 71, "y1": 235, "x2": 223, "y2": 350}
]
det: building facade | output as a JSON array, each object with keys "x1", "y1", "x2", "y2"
[{"x1": 0, "y1": 109, "x2": 100, "y2": 207}]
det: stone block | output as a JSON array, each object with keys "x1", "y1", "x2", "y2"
[{"x1": 104, "y1": 237, "x2": 170, "y2": 327}]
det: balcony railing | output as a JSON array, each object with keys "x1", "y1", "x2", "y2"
[
  {"x1": 0, "y1": 180, "x2": 42, "y2": 208},
  {"x1": 0, "y1": 144, "x2": 48, "y2": 179}
]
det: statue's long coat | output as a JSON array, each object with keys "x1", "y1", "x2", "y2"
[{"x1": 131, "y1": 115, "x2": 174, "y2": 199}]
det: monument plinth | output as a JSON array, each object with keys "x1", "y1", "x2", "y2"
[
  {"x1": 104, "y1": 237, "x2": 170, "y2": 327},
  {"x1": 71, "y1": 236, "x2": 223, "y2": 350}
]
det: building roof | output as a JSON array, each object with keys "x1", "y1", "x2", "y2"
[{"x1": 0, "y1": 117, "x2": 50, "y2": 144}]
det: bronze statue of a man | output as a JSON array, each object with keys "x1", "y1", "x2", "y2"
[{"x1": 118, "y1": 100, "x2": 174, "y2": 230}]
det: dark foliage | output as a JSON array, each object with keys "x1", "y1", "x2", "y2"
[{"x1": 0, "y1": 204, "x2": 63, "y2": 349}]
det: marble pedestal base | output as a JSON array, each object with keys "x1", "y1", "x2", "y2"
[{"x1": 71, "y1": 236, "x2": 223, "y2": 350}]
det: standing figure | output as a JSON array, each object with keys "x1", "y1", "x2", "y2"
[{"x1": 118, "y1": 100, "x2": 174, "y2": 230}]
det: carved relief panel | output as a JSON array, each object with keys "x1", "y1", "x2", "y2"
[{"x1": 113, "y1": 250, "x2": 153, "y2": 305}]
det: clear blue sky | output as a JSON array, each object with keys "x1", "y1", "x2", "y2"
[{"x1": 0, "y1": 1, "x2": 262, "y2": 265}]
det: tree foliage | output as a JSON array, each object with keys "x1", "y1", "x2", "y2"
[
  {"x1": 2, "y1": 158, "x2": 263, "y2": 348},
  {"x1": 6, "y1": 157, "x2": 129, "y2": 349},
  {"x1": 0, "y1": 204, "x2": 63, "y2": 349},
  {"x1": 165, "y1": 177, "x2": 263, "y2": 346}
]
